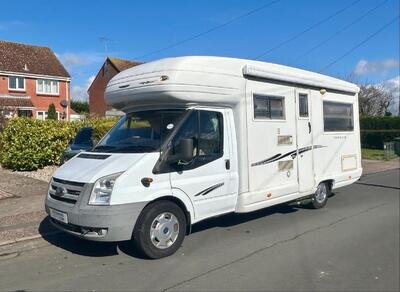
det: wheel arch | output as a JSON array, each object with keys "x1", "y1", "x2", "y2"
[
  {"x1": 140, "y1": 196, "x2": 193, "y2": 235},
  {"x1": 319, "y1": 179, "x2": 334, "y2": 192}
]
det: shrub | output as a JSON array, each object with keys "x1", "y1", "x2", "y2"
[
  {"x1": 360, "y1": 116, "x2": 400, "y2": 130},
  {"x1": 70, "y1": 100, "x2": 89, "y2": 114},
  {"x1": 360, "y1": 130, "x2": 400, "y2": 149},
  {"x1": 0, "y1": 117, "x2": 117, "y2": 171},
  {"x1": 47, "y1": 103, "x2": 57, "y2": 120},
  {"x1": 360, "y1": 116, "x2": 400, "y2": 149}
]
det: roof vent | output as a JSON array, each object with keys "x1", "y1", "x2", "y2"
[{"x1": 23, "y1": 64, "x2": 29, "y2": 71}]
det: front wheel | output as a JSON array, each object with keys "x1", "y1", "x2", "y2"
[
  {"x1": 310, "y1": 182, "x2": 330, "y2": 209},
  {"x1": 133, "y1": 200, "x2": 187, "y2": 259}
]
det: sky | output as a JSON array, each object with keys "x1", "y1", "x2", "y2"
[{"x1": 0, "y1": 0, "x2": 399, "y2": 111}]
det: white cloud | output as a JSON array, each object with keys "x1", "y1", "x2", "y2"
[
  {"x1": 354, "y1": 58, "x2": 399, "y2": 76},
  {"x1": 58, "y1": 52, "x2": 104, "y2": 68},
  {"x1": 71, "y1": 75, "x2": 96, "y2": 101},
  {"x1": 383, "y1": 75, "x2": 400, "y2": 115},
  {"x1": 384, "y1": 75, "x2": 400, "y2": 90}
]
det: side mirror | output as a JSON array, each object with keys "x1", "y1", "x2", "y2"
[{"x1": 175, "y1": 138, "x2": 194, "y2": 162}]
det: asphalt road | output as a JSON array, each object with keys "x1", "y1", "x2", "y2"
[{"x1": 0, "y1": 169, "x2": 399, "y2": 291}]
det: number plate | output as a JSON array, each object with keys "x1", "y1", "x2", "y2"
[{"x1": 49, "y1": 208, "x2": 68, "y2": 224}]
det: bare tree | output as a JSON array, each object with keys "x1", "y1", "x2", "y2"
[{"x1": 358, "y1": 84, "x2": 395, "y2": 116}]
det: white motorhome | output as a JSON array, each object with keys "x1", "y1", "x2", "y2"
[{"x1": 45, "y1": 56, "x2": 362, "y2": 258}]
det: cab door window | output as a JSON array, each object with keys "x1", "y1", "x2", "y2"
[
  {"x1": 156, "y1": 110, "x2": 224, "y2": 173},
  {"x1": 173, "y1": 110, "x2": 223, "y2": 164},
  {"x1": 198, "y1": 111, "x2": 223, "y2": 161},
  {"x1": 171, "y1": 111, "x2": 199, "y2": 156}
]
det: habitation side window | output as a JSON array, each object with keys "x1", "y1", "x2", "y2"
[
  {"x1": 323, "y1": 101, "x2": 354, "y2": 132},
  {"x1": 253, "y1": 94, "x2": 285, "y2": 120},
  {"x1": 298, "y1": 93, "x2": 309, "y2": 117}
]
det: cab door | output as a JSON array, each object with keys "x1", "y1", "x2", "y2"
[
  {"x1": 295, "y1": 90, "x2": 315, "y2": 192},
  {"x1": 169, "y1": 108, "x2": 236, "y2": 221}
]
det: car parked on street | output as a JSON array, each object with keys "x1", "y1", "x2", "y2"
[{"x1": 60, "y1": 127, "x2": 94, "y2": 164}]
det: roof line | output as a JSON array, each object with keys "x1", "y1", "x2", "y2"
[
  {"x1": 0, "y1": 39, "x2": 52, "y2": 50},
  {"x1": 0, "y1": 70, "x2": 71, "y2": 81},
  {"x1": 87, "y1": 60, "x2": 108, "y2": 93}
]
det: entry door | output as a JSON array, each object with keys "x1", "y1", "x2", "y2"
[
  {"x1": 170, "y1": 109, "x2": 236, "y2": 221},
  {"x1": 295, "y1": 90, "x2": 315, "y2": 192}
]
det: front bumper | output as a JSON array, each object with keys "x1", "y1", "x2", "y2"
[{"x1": 45, "y1": 181, "x2": 147, "y2": 242}]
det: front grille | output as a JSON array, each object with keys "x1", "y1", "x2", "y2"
[
  {"x1": 52, "y1": 177, "x2": 85, "y2": 187},
  {"x1": 49, "y1": 194, "x2": 77, "y2": 204},
  {"x1": 49, "y1": 178, "x2": 85, "y2": 205}
]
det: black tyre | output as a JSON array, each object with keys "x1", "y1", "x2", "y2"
[
  {"x1": 133, "y1": 200, "x2": 187, "y2": 259},
  {"x1": 310, "y1": 182, "x2": 330, "y2": 209}
]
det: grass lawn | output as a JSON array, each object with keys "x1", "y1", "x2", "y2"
[{"x1": 362, "y1": 148, "x2": 398, "y2": 160}]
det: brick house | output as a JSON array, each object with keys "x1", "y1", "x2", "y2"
[
  {"x1": 88, "y1": 57, "x2": 141, "y2": 117},
  {"x1": 0, "y1": 40, "x2": 71, "y2": 120}
]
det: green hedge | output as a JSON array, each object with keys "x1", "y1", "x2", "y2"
[
  {"x1": 360, "y1": 130, "x2": 400, "y2": 149},
  {"x1": 359, "y1": 116, "x2": 400, "y2": 149},
  {"x1": 0, "y1": 117, "x2": 117, "y2": 171},
  {"x1": 360, "y1": 116, "x2": 400, "y2": 130}
]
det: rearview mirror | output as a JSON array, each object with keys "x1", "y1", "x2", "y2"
[{"x1": 175, "y1": 138, "x2": 194, "y2": 162}]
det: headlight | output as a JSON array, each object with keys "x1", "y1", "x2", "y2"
[
  {"x1": 89, "y1": 173, "x2": 122, "y2": 205},
  {"x1": 47, "y1": 178, "x2": 54, "y2": 198}
]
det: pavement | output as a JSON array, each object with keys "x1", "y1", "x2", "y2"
[
  {"x1": 0, "y1": 168, "x2": 398, "y2": 291},
  {"x1": 0, "y1": 169, "x2": 55, "y2": 244},
  {"x1": 362, "y1": 158, "x2": 399, "y2": 174}
]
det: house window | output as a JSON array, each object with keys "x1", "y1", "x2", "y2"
[
  {"x1": 36, "y1": 111, "x2": 60, "y2": 120},
  {"x1": 37, "y1": 79, "x2": 59, "y2": 95},
  {"x1": 37, "y1": 111, "x2": 48, "y2": 120},
  {"x1": 323, "y1": 101, "x2": 354, "y2": 132},
  {"x1": 254, "y1": 94, "x2": 285, "y2": 119},
  {"x1": 8, "y1": 76, "x2": 25, "y2": 91}
]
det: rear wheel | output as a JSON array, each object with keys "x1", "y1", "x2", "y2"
[
  {"x1": 133, "y1": 200, "x2": 186, "y2": 259},
  {"x1": 310, "y1": 182, "x2": 330, "y2": 209}
]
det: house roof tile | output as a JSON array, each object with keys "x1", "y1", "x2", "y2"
[
  {"x1": 0, "y1": 40, "x2": 70, "y2": 78},
  {"x1": 108, "y1": 57, "x2": 142, "y2": 72},
  {"x1": 0, "y1": 96, "x2": 34, "y2": 108}
]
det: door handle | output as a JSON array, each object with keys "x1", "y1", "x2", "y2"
[
  {"x1": 225, "y1": 159, "x2": 230, "y2": 170},
  {"x1": 308, "y1": 122, "x2": 312, "y2": 134}
]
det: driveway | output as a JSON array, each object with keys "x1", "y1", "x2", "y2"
[{"x1": 0, "y1": 169, "x2": 399, "y2": 291}]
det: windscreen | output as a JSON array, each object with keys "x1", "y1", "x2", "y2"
[
  {"x1": 91, "y1": 109, "x2": 186, "y2": 153},
  {"x1": 73, "y1": 127, "x2": 93, "y2": 145}
]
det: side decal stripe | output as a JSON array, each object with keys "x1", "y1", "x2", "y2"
[
  {"x1": 251, "y1": 145, "x2": 326, "y2": 167},
  {"x1": 194, "y1": 182, "x2": 225, "y2": 197}
]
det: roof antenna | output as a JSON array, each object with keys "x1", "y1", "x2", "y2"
[{"x1": 99, "y1": 37, "x2": 111, "y2": 55}]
